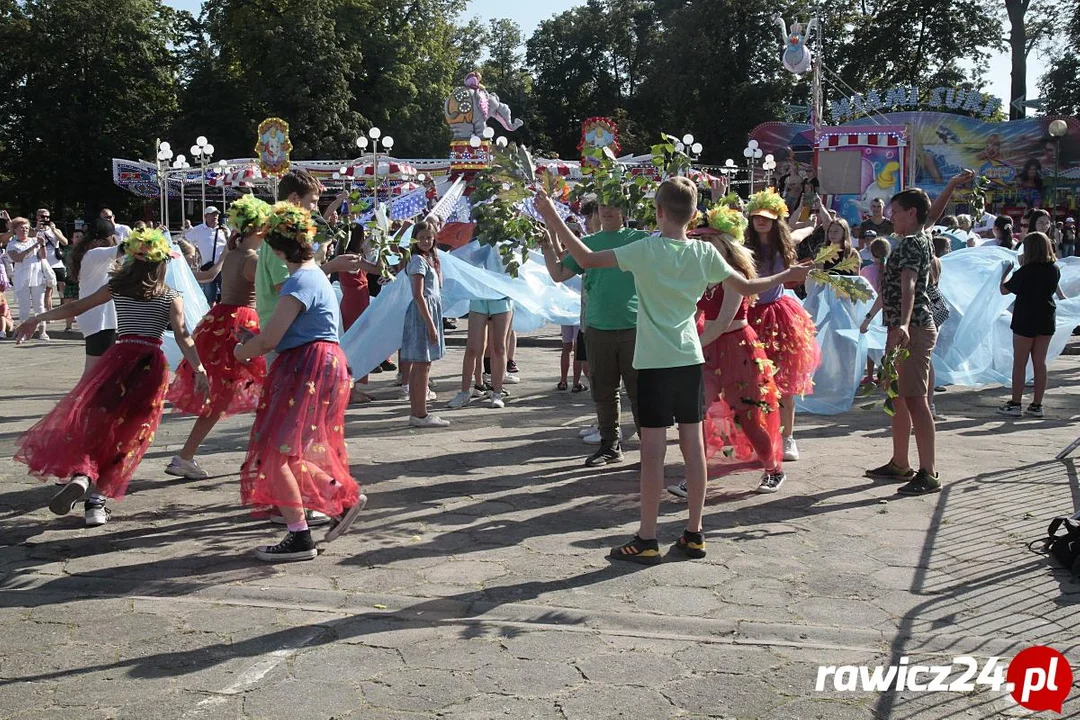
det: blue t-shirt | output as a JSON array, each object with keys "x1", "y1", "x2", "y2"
[{"x1": 276, "y1": 267, "x2": 340, "y2": 352}]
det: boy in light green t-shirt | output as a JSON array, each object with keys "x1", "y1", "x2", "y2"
[{"x1": 535, "y1": 178, "x2": 809, "y2": 564}]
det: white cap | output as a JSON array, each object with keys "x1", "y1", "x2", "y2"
[{"x1": 204, "y1": 206, "x2": 220, "y2": 215}]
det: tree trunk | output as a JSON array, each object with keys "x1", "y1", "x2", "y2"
[{"x1": 1006, "y1": 0, "x2": 1029, "y2": 121}]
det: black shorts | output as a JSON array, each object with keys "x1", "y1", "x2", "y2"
[
  {"x1": 85, "y1": 329, "x2": 117, "y2": 357},
  {"x1": 637, "y1": 364, "x2": 705, "y2": 428},
  {"x1": 52, "y1": 266, "x2": 68, "y2": 284},
  {"x1": 575, "y1": 330, "x2": 587, "y2": 362}
]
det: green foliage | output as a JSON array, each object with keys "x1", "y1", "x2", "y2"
[
  {"x1": 571, "y1": 147, "x2": 656, "y2": 226},
  {"x1": 469, "y1": 144, "x2": 547, "y2": 277},
  {"x1": 880, "y1": 346, "x2": 911, "y2": 416}
]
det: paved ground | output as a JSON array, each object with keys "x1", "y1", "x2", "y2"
[{"x1": 1, "y1": 327, "x2": 1079, "y2": 720}]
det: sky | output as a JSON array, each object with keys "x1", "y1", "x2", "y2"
[{"x1": 162, "y1": 0, "x2": 1044, "y2": 113}]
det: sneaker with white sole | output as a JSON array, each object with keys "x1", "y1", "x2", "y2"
[
  {"x1": 324, "y1": 494, "x2": 368, "y2": 543},
  {"x1": 997, "y1": 402, "x2": 1022, "y2": 417},
  {"x1": 782, "y1": 437, "x2": 800, "y2": 462},
  {"x1": 578, "y1": 424, "x2": 599, "y2": 438},
  {"x1": 584, "y1": 427, "x2": 622, "y2": 446},
  {"x1": 49, "y1": 475, "x2": 89, "y2": 516},
  {"x1": 269, "y1": 509, "x2": 332, "y2": 527},
  {"x1": 165, "y1": 455, "x2": 208, "y2": 480},
  {"x1": 487, "y1": 390, "x2": 505, "y2": 408},
  {"x1": 667, "y1": 481, "x2": 688, "y2": 498},
  {"x1": 409, "y1": 414, "x2": 450, "y2": 428},
  {"x1": 756, "y1": 471, "x2": 786, "y2": 494},
  {"x1": 427, "y1": 389, "x2": 437, "y2": 402},
  {"x1": 254, "y1": 530, "x2": 318, "y2": 562},
  {"x1": 84, "y1": 499, "x2": 111, "y2": 527},
  {"x1": 502, "y1": 372, "x2": 521, "y2": 384},
  {"x1": 1026, "y1": 404, "x2": 1044, "y2": 418},
  {"x1": 470, "y1": 384, "x2": 487, "y2": 398},
  {"x1": 447, "y1": 390, "x2": 472, "y2": 409}
]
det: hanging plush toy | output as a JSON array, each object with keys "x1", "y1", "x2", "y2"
[{"x1": 773, "y1": 15, "x2": 819, "y2": 75}]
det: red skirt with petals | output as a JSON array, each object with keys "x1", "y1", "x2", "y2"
[
  {"x1": 14, "y1": 336, "x2": 169, "y2": 498},
  {"x1": 168, "y1": 304, "x2": 266, "y2": 417},
  {"x1": 746, "y1": 294, "x2": 821, "y2": 396},
  {"x1": 702, "y1": 325, "x2": 784, "y2": 476},
  {"x1": 240, "y1": 341, "x2": 359, "y2": 517}
]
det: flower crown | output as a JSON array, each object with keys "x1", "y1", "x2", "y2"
[
  {"x1": 123, "y1": 228, "x2": 172, "y2": 263},
  {"x1": 706, "y1": 205, "x2": 748, "y2": 242},
  {"x1": 746, "y1": 188, "x2": 790, "y2": 220},
  {"x1": 267, "y1": 201, "x2": 317, "y2": 244},
  {"x1": 228, "y1": 194, "x2": 271, "y2": 236}
]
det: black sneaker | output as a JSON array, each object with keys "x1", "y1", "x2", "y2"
[
  {"x1": 506, "y1": 360, "x2": 520, "y2": 374},
  {"x1": 442, "y1": 317, "x2": 457, "y2": 330},
  {"x1": 380, "y1": 360, "x2": 397, "y2": 372},
  {"x1": 586, "y1": 444, "x2": 623, "y2": 467},
  {"x1": 254, "y1": 530, "x2": 317, "y2": 562},
  {"x1": 609, "y1": 535, "x2": 661, "y2": 565},
  {"x1": 672, "y1": 530, "x2": 706, "y2": 559},
  {"x1": 897, "y1": 469, "x2": 941, "y2": 496},
  {"x1": 865, "y1": 461, "x2": 916, "y2": 482},
  {"x1": 1027, "y1": 404, "x2": 1044, "y2": 418},
  {"x1": 755, "y1": 471, "x2": 786, "y2": 494}
]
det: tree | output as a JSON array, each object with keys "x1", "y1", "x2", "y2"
[
  {"x1": 1004, "y1": 0, "x2": 1061, "y2": 120},
  {"x1": 1038, "y1": 0, "x2": 1080, "y2": 115},
  {"x1": 0, "y1": 0, "x2": 188, "y2": 220}
]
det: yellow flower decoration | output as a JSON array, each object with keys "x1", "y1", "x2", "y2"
[
  {"x1": 267, "y1": 201, "x2": 317, "y2": 244},
  {"x1": 228, "y1": 194, "x2": 271, "y2": 236},
  {"x1": 746, "y1": 188, "x2": 790, "y2": 221},
  {"x1": 123, "y1": 228, "x2": 172, "y2": 264},
  {"x1": 706, "y1": 206, "x2": 748, "y2": 242}
]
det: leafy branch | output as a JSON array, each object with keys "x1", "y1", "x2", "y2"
[
  {"x1": 807, "y1": 244, "x2": 874, "y2": 302},
  {"x1": 880, "y1": 346, "x2": 911, "y2": 416}
]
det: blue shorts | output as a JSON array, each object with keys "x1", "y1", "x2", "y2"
[{"x1": 469, "y1": 298, "x2": 513, "y2": 317}]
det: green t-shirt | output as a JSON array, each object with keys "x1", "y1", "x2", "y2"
[
  {"x1": 562, "y1": 228, "x2": 648, "y2": 330},
  {"x1": 612, "y1": 237, "x2": 732, "y2": 369},
  {"x1": 255, "y1": 241, "x2": 291, "y2": 327}
]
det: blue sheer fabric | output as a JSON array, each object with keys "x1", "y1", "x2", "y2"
[{"x1": 162, "y1": 244, "x2": 211, "y2": 368}]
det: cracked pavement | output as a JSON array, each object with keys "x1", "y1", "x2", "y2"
[{"x1": 1, "y1": 331, "x2": 1079, "y2": 719}]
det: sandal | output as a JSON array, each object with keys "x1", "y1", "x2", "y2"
[
  {"x1": 572, "y1": 383, "x2": 588, "y2": 393},
  {"x1": 557, "y1": 381, "x2": 568, "y2": 391},
  {"x1": 350, "y1": 388, "x2": 374, "y2": 404}
]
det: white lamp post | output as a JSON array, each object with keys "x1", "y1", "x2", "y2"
[
  {"x1": 171, "y1": 154, "x2": 191, "y2": 230},
  {"x1": 156, "y1": 140, "x2": 173, "y2": 227},
  {"x1": 189, "y1": 136, "x2": 215, "y2": 216},
  {"x1": 1050, "y1": 119, "x2": 1068, "y2": 227},
  {"x1": 743, "y1": 140, "x2": 763, "y2": 193},
  {"x1": 358, "y1": 127, "x2": 395, "y2": 213}
]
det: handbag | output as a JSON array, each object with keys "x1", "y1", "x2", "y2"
[
  {"x1": 927, "y1": 283, "x2": 950, "y2": 327},
  {"x1": 39, "y1": 259, "x2": 57, "y2": 290},
  {"x1": 1046, "y1": 516, "x2": 1080, "y2": 576}
]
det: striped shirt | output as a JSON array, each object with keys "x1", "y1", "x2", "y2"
[{"x1": 112, "y1": 289, "x2": 177, "y2": 339}]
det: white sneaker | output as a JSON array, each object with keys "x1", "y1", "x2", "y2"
[
  {"x1": 84, "y1": 499, "x2": 110, "y2": 527},
  {"x1": 447, "y1": 390, "x2": 472, "y2": 409},
  {"x1": 782, "y1": 436, "x2": 800, "y2": 462},
  {"x1": 487, "y1": 390, "x2": 505, "y2": 409},
  {"x1": 426, "y1": 389, "x2": 437, "y2": 402},
  {"x1": 409, "y1": 414, "x2": 450, "y2": 428},
  {"x1": 482, "y1": 373, "x2": 492, "y2": 385},
  {"x1": 399, "y1": 385, "x2": 410, "y2": 400},
  {"x1": 584, "y1": 427, "x2": 622, "y2": 446},
  {"x1": 502, "y1": 373, "x2": 521, "y2": 384},
  {"x1": 269, "y1": 509, "x2": 332, "y2": 527},
  {"x1": 470, "y1": 384, "x2": 486, "y2": 398},
  {"x1": 579, "y1": 424, "x2": 598, "y2": 438},
  {"x1": 38, "y1": 332, "x2": 50, "y2": 342},
  {"x1": 165, "y1": 455, "x2": 208, "y2": 480},
  {"x1": 49, "y1": 475, "x2": 89, "y2": 515}
]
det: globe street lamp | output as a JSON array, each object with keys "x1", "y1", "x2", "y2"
[
  {"x1": 156, "y1": 140, "x2": 173, "y2": 227},
  {"x1": 217, "y1": 159, "x2": 230, "y2": 216},
  {"x1": 171, "y1": 154, "x2": 191, "y2": 230},
  {"x1": 762, "y1": 154, "x2": 777, "y2": 191},
  {"x1": 743, "y1": 140, "x2": 763, "y2": 193},
  {"x1": 189, "y1": 136, "x2": 215, "y2": 216},
  {"x1": 357, "y1": 127, "x2": 395, "y2": 213},
  {"x1": 1049, "y1": 119, "x2": 1068, "y2": 228}
]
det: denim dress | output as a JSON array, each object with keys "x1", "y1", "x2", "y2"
[{"x1": 400, "y1": 254, "x2": 445, "y2": 363}]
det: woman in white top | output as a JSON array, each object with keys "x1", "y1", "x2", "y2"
[
  {"x1": 4, "y1": 217, "x2": 50, "y2": 340},
  {"x1": 68, "y1": 219, "x2": 122, "y2": 375}
]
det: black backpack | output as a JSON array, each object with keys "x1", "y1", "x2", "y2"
[{"x1": 1045, "y1": 516, "x2": 1080, "y2": 576}]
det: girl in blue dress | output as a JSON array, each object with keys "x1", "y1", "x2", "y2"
[{"x1": 401, "y1": 221, "x2": 448, "y2": 428}]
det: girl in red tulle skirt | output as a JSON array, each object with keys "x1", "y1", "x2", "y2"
[
  {"x1": 682, "y1": 214, "x2": 784, "y2": 496},
  {"x1": 233, "y1": 202, "x2": 365, "y2": 563},
  {"x1": 745, "y1": 190, "x2": 821, "y2": 463},
  {"x1": 166, "y1": 196, "x2": 271, "y2": 480},
  {"x1": 13, "y1": 229, "x2": 207, "y2": 527}
]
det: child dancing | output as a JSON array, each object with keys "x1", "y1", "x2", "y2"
[
  {"x1": 745, "y1": 189, "x2": 822, "y2": 462},
  {"x1": 234, "y1": 203, "x2": 365, "y2": 561},
  {"x1": 166, "y1": 195, "x2": 271, "y2": 478},
  {"x1": 14, "y1": 229, "x2": 207, "y2": 527}
]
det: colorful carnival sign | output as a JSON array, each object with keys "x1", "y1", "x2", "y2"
[
  {"x1": 255, "y1": 117, "x2": 292, "y2": 177},
  {"x1": 829, "y1": 86, "x2": 1003, "y2": 123}
]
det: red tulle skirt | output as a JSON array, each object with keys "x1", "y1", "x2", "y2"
[
  {"x1": 14, "y1": 336, "x2": 169, "y2": 499},
  {"x1": 168, "y1": 304, "x2": 266, "y2": 417},
  {"x1": 240, "y1": 341, "x2": 359, "y2": 517},
  {"x1": 702, "y1": 325, "x2": 783, "y2": 476},
  {"x1": 746, "y1": 294, "x2": 821, "y2": 396}
]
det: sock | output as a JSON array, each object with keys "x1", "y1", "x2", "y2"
[
  {"x1": 287, "y1": 521, "x2": 309, "y2": 533},
  {"x1": 88, "y1": 492, "x2": 106, "y2": 505}
]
